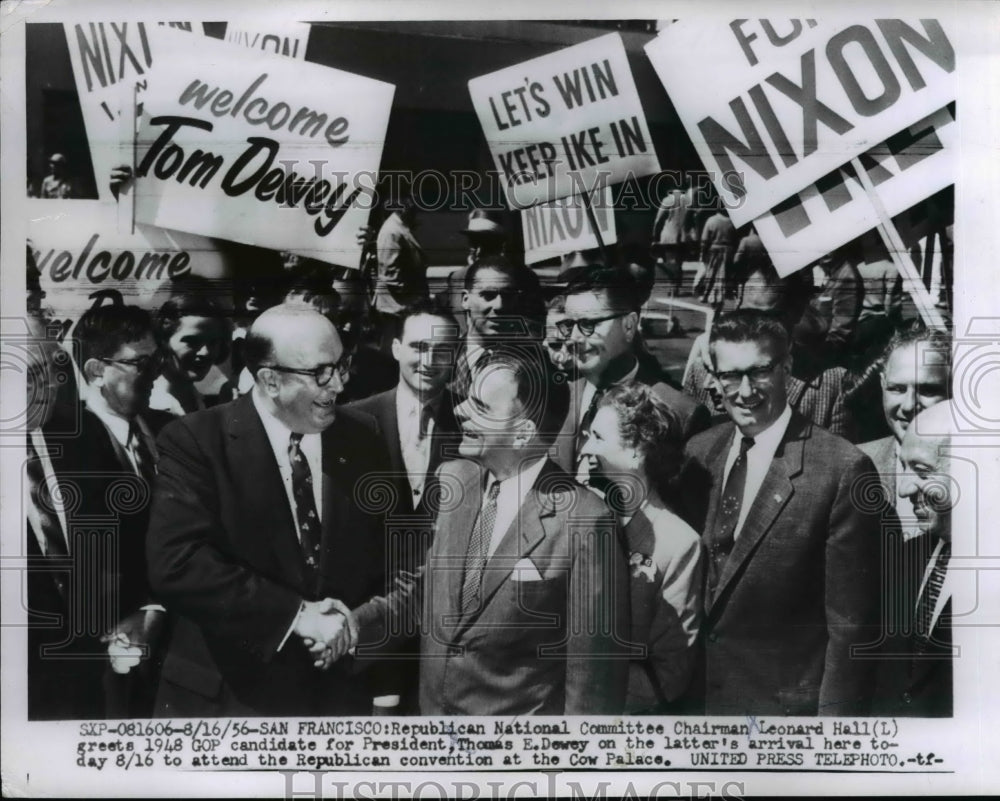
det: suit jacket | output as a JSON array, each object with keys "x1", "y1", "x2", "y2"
[
  {"x1": 872, "y1": 533, "x2": 953, "y2": 717},
  {"x1": 26, "y1": 408, "x2": 151, "y2": 719},
  {"x1": 859, "y1": 435, "x2": 897, "y2": 506},
  {"x1": 682, "y1": 411, "x2": 883, "y2": 716},
  {"x1": 355, "y1": 457, "x2": 630, "y2": 715},
  {"x1": 551, "y1": 361, "x2": 711, "y2": 473},
  {"x1": 147, "y1": 394, "x2": 390, "y2": 717}
]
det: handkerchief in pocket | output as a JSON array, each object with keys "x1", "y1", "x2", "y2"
[{"x1": 511, "y1": 558, "x2": 544, "y2": 582}]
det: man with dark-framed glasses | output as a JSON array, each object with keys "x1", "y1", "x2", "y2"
[
  {"x1": 680, "y1": 308, "x2": 885, "y2": 715},
  {"x1": 550, "y1": 266, "x2": 709, "y2": 483},
  {"x1": 146, "y1": 304, "x2": 392, "y2": 716}
]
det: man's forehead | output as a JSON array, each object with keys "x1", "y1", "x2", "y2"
[
  {"x1": 471, "y1": 268, "x2": 516, "y2": 290},
  {"x1": 564, "y1": 290, "x2": 609, "y2": 312},
  {"x1": 885, "y1": 344, "x2": 950, "y2": 378},
  {"x1": 712, "y1": 338, "x2": 776, "y2": 368},
  {"x1": 114, "y1": 335, "x2": 157, "y2": 356},
  {"x1": 900, "y1": 432, "x2": 947, "y2": 468},
  {"x1": 402, "y1": 314, "x2": 458, "y2": 341}
]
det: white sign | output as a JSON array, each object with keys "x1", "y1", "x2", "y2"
[
  {"x1": 223, "y1": 21, "x2": 311, "y2": 60},
  {"x1": 755, "y1": 103, "x2": 955, "y2": 276},
  {"x1": 522, "y1": 187, "x2": 616, "y2": 265},
  {"x1": 132, "y1": 26, "x2": 394, "y2": 268},
  {"x1": 28, "y1": 199, "x2": 226, "y2": 322},
  {"x1": 645, "y1": 19, "x2": 956, "y2": 226},
  {"x1": 469, "y1": 33, "x2": 660, "y2": 209},
  {"x1": 63, "y1": 22, "x2": 203, "y2": 201}
]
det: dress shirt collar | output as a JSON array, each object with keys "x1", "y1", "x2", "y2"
[
  {"x1": 485, "y1": 455, "x2": 547, "y2": 502},
  {"x1": 83, "y1": 383, "x2": 131, "y2": 446},
  {"x1": 396, "y1": 380, "x2": 440, "y2": 418},
  {"x1": 252, "y1": 387, "x2": 321, "y2": 459}
]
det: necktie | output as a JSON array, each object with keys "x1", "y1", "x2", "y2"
[
  {"x1": 916, "y1": 543, "x2": 950, "y2": 647},
  {"x1": 25, "y1": 435, "x2": 68, "y2": 557},
  {"x1": 288, "y1": 433, "x2": 322, "y2": 573},
  {"x1": 576, "y1": 385, "x2": 604, "y2": 457},
  {"x1": 128, "y1": 421, "x2": 156, "y2": 488},
  {"x1": 460, "y1": 481, "x2": 501, "y2": 614},
  {"x1": 707, "y1": 435, "x2": 755, "y2": 597}
]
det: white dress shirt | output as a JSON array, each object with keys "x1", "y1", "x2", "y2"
[
  {"x1": 252, "y1": 388, "x2": 323, "y2": 541},
  {"x1": 84, "y1": 385, "x2": 158, "y2": 475},
  {"x1": 25, "y1": 428, "x2": 69, "y2": 555},
  {"x1": 396, "y1": 382, "x2": 436, "y2": 504},
  {"x1": 149, "y1": 375, "x2": 205, "y2": 417},
  {"x1": 483, "y1": 456, "x2": 548, "y2": 559},
  {"x1": 722, "y1": 403, "x2": 793, "y2": 541}
]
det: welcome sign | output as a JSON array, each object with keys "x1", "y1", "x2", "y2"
[{"x1": 132, "y1": 26, "x2": 394, "y2": 267}]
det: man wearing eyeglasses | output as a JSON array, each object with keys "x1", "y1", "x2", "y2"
[
  {"x1": 147, "y1": 305, "x2": 392, "y2": 716},
  {"x1": 550, "y1": 267, "x2": 709, "y2": 481},
  {"x1": 74, "y1": 304, "x2": 174, "y2": 716},
  {"x1": 680, "y1": 309, "x2": 884, "y2": 716}
]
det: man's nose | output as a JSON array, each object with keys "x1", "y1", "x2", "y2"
[
  {"x1": 899, "y1": 386, "x2": 916, "y2": 415},
  {"x1": 737, "y1": 374, "x2": 754, "y2": 397},
  {"x1": 898, "y1": 473, "x2": 918, "y2": 500}
]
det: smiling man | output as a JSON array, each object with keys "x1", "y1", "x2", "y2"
[
  {"x1": 859, "y1": 324, "x2": 951, "y2": 530},
  {"x1": 551, "y1": 267, "x2": 709, "y2": 480},
  {"x1": 681, "y1": 309, "x2": 883, "y2": 716},
  {"x1": 349, "y1": 345, "x2": 630, "y2": 715},
  {"x1": 147, "y1": 305, "x2": 392, "y2": 716}
]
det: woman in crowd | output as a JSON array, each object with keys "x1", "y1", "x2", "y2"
[
  {"x1": 151, "y1": 279, "x2": 231, "y2": 415},
  {"x1": 578, "y1": 383, "x2": 704, "y2": 713}
]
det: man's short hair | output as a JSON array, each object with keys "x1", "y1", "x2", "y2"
[
  {"x1": 242, "y1": 324, "x2": 274, "y2": 378},
  {"x1": 75, "y1": 304, "x2": 154, "y2": 367},
  {"x1": 709, "y1": 308, "x2": 791, "y2": 366},
  {"x1": 397, "y1": 298, "x2": 458, "y2": 335},
  {"x1": 475, "y1": 344, "x2": 568, "y2": 447},
  {"x1": 463, "y1": 254, "x2": 533, "y2": 292},
  {"x1": 880, "y1": 320, "x2": 952, "y2": 381},
  {"x1": 154, "y1": 276, "x2": 229, "y2": 345},
  {"x1": 563, "y1": 265, "x2": 641, "y2": 314}
]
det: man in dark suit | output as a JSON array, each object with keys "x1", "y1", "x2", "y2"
[
  {"x1": 551, "y1": 267, "x2": 710, "y2": 479},
  {"x1": 347, "y1": 345, "x2": 630, "y2": 715},
  {"x1": 859, "y1": 324, "x2": 951, "y2": 528},
  {"x1": 682, "y1": 309, "x2": 883, "y2": 716},
  {"x1": 348, "y1": 302, "x2": 461, "y2": 526},
  {"x1": 874, "y1": 401, "x2": 955, "y2": 717},
  {"x1": 74, "y1": 304, "x2": 174, "y2": 716},
  {"x1": 147, "y1": 305, "x2": 391, "y2": 716}
]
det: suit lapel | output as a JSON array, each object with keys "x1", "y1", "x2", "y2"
[
  {"x1": 443, "y1": 463, "x2": 486, "y2": 623},
  {"x1": 709, "y1": 416, "x2": 806, "y2": 613},
  {"x1": 376, "y1": 389, "x2": 405, "y2": 477},
  {"x1": 228, "y1": 395, "x2": 307, "y2": 587},
  {"x1": 317, "y1": 418, "x2": 361, "y2": 596}
]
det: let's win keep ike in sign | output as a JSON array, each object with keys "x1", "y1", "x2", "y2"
[{"x1": 469, "y1": 33, "x2": 661, "y2": 210}]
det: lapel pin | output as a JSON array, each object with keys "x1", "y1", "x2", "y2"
[
  {"x1": 338, "y1": 457, "x2": 346, "y2": 464},
  {"x1": 773, "y1": 494, "x2": 782, "y2": 502}
]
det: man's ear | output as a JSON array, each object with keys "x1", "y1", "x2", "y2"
[
  {"x1": 391, "y1": 338, "x2": 402, "y2": 363},
  {"x1": 82, "y1": 357, "x2": 105, "y2": 385},
  {"x1": 514, "y1": 417, "x2": 538, "y2": 447},
  {"x1": 461, "y1": 289, "x2": 470, "y2": 311},
  {"x1": 256, "y1": 367, "x2": 280, "y2": 397},
  {"x1": 620, "y1": 311, "x2": 638, "y2": 344}
]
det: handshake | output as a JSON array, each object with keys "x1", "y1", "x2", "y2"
[{"x1": 293, "y1": 598, "x2": 358, "y2": 671}]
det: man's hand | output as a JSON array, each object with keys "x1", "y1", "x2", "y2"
[
  {"x1": 101, "y1": 608, "x2": 166, "y2": 674},
  {"x1": 294, "y1": 599, "x2": 355, "y2": 670},
  {"x1": 109, "y1": 164, "x2": 133, "y2": 199}
]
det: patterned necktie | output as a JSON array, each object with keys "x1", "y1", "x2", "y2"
[
  {"x1": 916, "y1": 543, "x2": 950, "y2": 646},
  {"x1": 461, "y1": 481, "x2": 501, "y2": 614},
  {"x1": 128, "y1": 420, "x2": 156, "y2": 488},
  {"x1": 707, "y1": 435, "x2": 755, "y2": 597},
  {"x1": 288, "y1": 433, "x2": 322, "y2": 573},
  {"x1": 25, "y1": 434, "x2": 68, "y2": 557}
]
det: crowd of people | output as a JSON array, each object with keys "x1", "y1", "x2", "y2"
[{"x1": 23, "y1": 190, "x2": 955, "y2": 721}]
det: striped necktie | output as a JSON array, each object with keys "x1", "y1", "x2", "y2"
[
  {"x1": 460, "y1": 481, "x2": 501, "y2": 614},
  {"x1": 916, "y1": 543, "x2": 950, "y2": 645}
]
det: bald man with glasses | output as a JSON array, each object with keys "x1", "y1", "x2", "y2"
[{"x1": 147, "y1": 305, "x2": 393, "y2": 717}]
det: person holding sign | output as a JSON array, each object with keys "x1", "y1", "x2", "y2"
[{"x1": 374, "y1": 192, "x2": 428, "y2": 349}]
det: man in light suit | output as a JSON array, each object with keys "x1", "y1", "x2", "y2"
[
  {"x1": 682, "y1": 309, "x2": 883, "y2": 716},
  {"x1": 347, "y1": 345, "x2": 630, "y2": 715},
  {"x1": 551, "y1": 266, "x2": 710, "y2": 480},
  {"x1": 873, "y1": 400, "x2": 956, "y2": 717},
  {"x1": 147, "y1": 306, "x2": 391, "y2": 716},
  {"x1": 859, "y1": 324, "x2": 951, "y2": 531}
]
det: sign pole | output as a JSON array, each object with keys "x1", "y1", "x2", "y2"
[
  {"x1": 848, "y1": 157, "x2": 945, "y2": 329},
  {"x1": 581, "y1": 188, "x2": 610, "y2": 265}
]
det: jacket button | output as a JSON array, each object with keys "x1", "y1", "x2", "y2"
[
  {"x1": 707, "y1": 633, "x2": 718, "y2": 643},
  {"x1": 902, "y1": 692, "x2": 912, "y2": 704}
]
